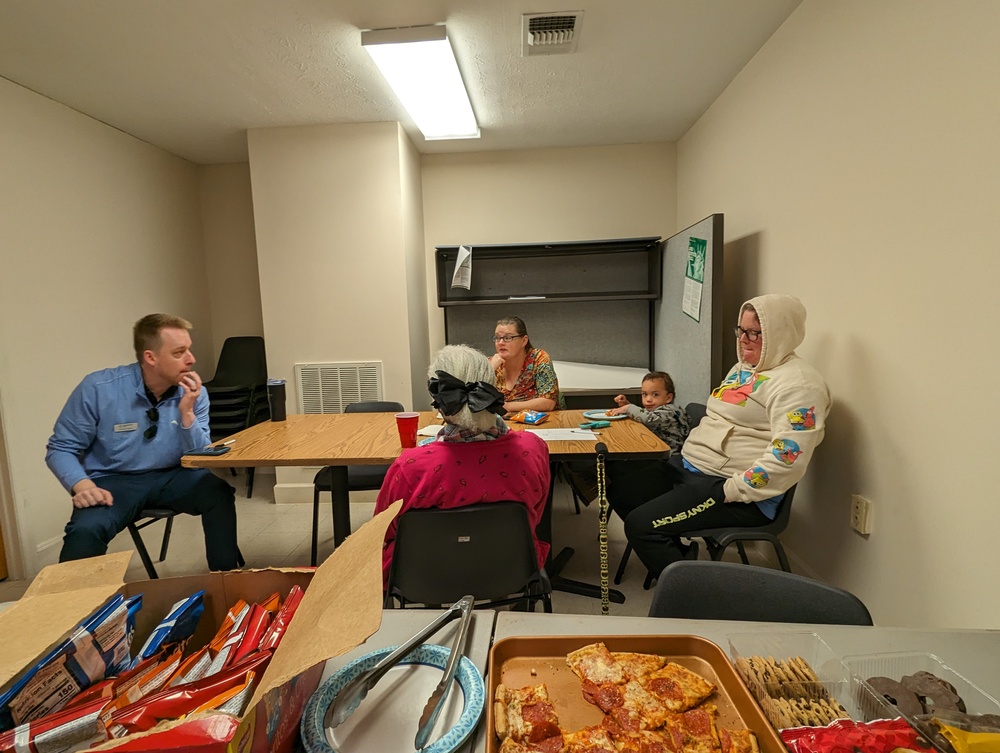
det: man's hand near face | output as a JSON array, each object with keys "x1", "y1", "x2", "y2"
[
  {"x1": 71, "y1": 479, "x2": 113, "y2": 509},
  {"x1": 177, "y1": 370, "x2": 203, "y2": 429}
]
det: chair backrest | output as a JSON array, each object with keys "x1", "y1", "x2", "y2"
[
  {"x1": 210, "y1": 337, "x2": 267, "y2": 387},
  {"x1": 685, "y1": 402, "x2": 708, "y2": 429},
  {"x1": 386, "y1": 502, "x2": 545, "y2": 608},
  {"x1": 648, "y1": 561, "x2": 873, "y2": 625},
  {"x1": 344, "y1": 400, "x2": 405, "y2": 414}
]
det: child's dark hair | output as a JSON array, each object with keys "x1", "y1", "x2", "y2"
[{"x1": 643, "y1": 371, "x2": 675, "y2": 396}]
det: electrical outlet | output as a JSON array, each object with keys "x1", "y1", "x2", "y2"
[{"x1": 850, "y1": 494, "x2": 873, "y2": 535}]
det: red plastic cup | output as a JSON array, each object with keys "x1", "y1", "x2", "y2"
[{"x1": 395, "y1": 412, "x2": 420, "y2": 448}]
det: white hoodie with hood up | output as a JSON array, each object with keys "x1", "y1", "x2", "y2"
[{"x1": 681, "y1": 294, "x2": 831, "y2": 504}]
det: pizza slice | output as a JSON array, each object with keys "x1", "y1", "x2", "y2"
[
  {"x1": 661, "y1": 705, "x2": 721, "y2": 753},
  {"x1": 641, "y1": 662, "x2": 716, "y2": 713},
  {"x1": 494, "y1": 683, "x2": 564, "y2": 745},
  {"x1": 608, "y1": 679, "x2": 673, "y2": 732},
  {"x1": 605, "y1": 727, "x2": 679, "y2": 753},
  {"x1": 561, "y1": 724, "x2": 618, "y2": 753},
  {"x1": 611, "y1": 652, "x2": 667, "y2": 681},
  {"x1": 499, "y1": 736, "x2": 567, "y2": 753},
  {"x1": 718, "y1": 728, "x2": 759, "y2": 753},
  {"x1": 567, "y1": 643, "x2": 628, "y2": 686}
]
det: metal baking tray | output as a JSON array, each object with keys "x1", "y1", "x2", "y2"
[{"x1": 485, "y1": 634, "x2": 787, "y2": 753}]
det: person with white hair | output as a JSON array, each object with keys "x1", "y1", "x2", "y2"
[{"x1": 373, "y1": 345, "x2": 551, "y2": 583}]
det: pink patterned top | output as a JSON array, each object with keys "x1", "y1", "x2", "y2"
[{"x1": 374, "y1": 431, "x2": 551, "y2": 584}]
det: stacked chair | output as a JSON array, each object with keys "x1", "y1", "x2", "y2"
[{"x1": 204, "y1": 336, "x2": 270, "y2": 497}]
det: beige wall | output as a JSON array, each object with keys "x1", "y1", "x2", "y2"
[
  {"x1": 678, "y1": 0, "x2": 1000, "y2": 627},
  {"x1": 247, "y1": 122, "x2": 427, "y2": 500},
  {"x1": 0, "y1": 77, "x2": 211, "y2": 575},
  {"x1": 421, "y1": 144, "x2": 678, "y2": 353},
  {"x1": 198, "y1": 163, "x2": 264, "y2": 365}
]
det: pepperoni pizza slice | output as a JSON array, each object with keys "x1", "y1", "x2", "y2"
[
  {"x1": 661, "y1": 705, "x2": 721, "y2": 753},
  {"x1": 494, "y1": 683, "x2": 564, "y2": 747},
  {"x1": 561, "y1": 724, "x2": 618, "y2": 753},
  {"x1": 641, "y1": 662, "x2": 716, "y2": 713},
  {"x1": 718, "y1": 728, "x2": 759, "y2": 753}
]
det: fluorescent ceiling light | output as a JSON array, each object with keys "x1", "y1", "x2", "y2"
[{"x1": 362, "y1": 24, "x2": 480, "y2": 141}]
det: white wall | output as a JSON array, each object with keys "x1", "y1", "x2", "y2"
[
  {"x1": 677, "y1": 0, "x2": 1000, "y2": 628},
  {"x1": 0, "y1": 77, "x2": 211, "y2": 574},
  {"x1": 247, "y1": 122, "x2": 427, "y2": 501},
  {"x1": 421, "y1": 143, "x2": 678, "y2": 354},
  {"x1": 198, "y1": 163, "x2": 264, "y2": 365}
]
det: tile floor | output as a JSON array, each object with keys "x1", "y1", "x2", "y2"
[{"x1": 0, "y1": 469, "x2": 765, "y2": 615}]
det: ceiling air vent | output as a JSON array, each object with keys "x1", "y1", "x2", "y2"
[{"x1": 522, "y1": 11, "x2": 583, "y2": 56}]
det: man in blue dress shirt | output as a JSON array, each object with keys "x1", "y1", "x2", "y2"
[{"x1": 46, "y1": 313, "x2": 239, "y2": 571}]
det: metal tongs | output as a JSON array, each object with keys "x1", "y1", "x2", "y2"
[{"x1": 324, "y1": 595, "x2": 476, "y2": 750}]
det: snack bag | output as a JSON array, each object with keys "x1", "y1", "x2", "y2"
[
  {"x1": 780, "y1": 717, "x2": 931, "y2": 753},
  {"x1": 130, "y1": 591, "x2": 204, "y2": 668},
  {"x1": 509, "y1": 410, "x2": 549, "y2": 424},
  {"x1": 0, "y1": 594, "x2": 133, "y2": 729}
]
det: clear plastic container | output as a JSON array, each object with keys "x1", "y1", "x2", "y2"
[
  {"x1": 728, "y1": 631, "x2": 896, "y2": 730},
  {"x1": 844, "y1": 651, "x2": 1000, "y2": 716}
]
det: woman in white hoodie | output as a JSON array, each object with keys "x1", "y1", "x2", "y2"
[{"x1": 610, "y1": 294, "x2": 831, "y2": 578}]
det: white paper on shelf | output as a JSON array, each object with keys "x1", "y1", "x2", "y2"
[{"x1": 451, "y1": 245, "x2": 472, "y2": 289}]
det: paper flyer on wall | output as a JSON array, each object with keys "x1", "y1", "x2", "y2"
[
  {"x1": 450, "y1": 245, "x2": 473, "y2": 289},
  {"x1": 682, "y1": 236, "x2": 707, "y2": 321}
]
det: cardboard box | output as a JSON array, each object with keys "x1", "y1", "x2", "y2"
[{"x1": 0, "y1": 501, "x2": 401, "y2": 752}]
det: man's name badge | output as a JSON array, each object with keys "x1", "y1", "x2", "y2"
[{"x1": 114, "y1": 422, "x2": 139, "y2": 432}]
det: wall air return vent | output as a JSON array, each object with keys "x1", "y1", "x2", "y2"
[
  {"x1": 522, "y1": 11, "x2": 583, "y2": 56},
  {"x1": 294, "y1": 361, "x2": 383, "y2": 414}
]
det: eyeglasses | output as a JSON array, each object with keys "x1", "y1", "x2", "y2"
[
  {"x1": 492, "y1": 334, "x2": 524, "y2": 343},
  {"x1": 144, "y1": 407, "x2": 159, "y2": 440},
  {"x1": 735, "y1": 326, "x2": 762, "y2": 342}
]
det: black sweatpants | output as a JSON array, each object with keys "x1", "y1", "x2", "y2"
[{"x1": 607, "y1": 455, "x2": 770, "y2": 577}]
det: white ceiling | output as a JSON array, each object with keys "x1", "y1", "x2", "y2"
[{"x1": 0, "y1": 0, "x2": 801, "y2": 165}]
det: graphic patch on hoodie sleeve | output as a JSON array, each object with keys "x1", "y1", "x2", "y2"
[
  {"x1": 787, "y1": 406, "x2": 816, "y2": 430},
  {"x1": 743, "y1": 465, "x2": 769, "y2": 489},
  {"x1": 772, "y1": 438, "x2": 802, "y2": 465}
]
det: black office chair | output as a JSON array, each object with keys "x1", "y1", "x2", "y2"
[
  {"x1": 205, "y1": 337, "x2": 270, "y2": 497},
  {"x1": 385, "y1": 502, "x2": 552, "y2": 612},
  {"x1": 126, "y1": 508, "x2": 178, "y2": 579},
  {"x1": 310, "y1": 400, "x2": 404, "y2": 566},
  {"x1": 648, "y1": 560, "x2": 873, "y2": 625}
]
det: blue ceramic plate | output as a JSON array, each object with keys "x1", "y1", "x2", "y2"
[
  {"x1": 581, "y1": 409, "x2": 628, "y2": 421},
  {"x1": 300, "y1": 644, "x2": 484, "y2": 753}
]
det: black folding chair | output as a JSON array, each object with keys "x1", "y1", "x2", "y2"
[
  {"x1": 126, "y1": 508, "x2": 178, "y2": 579},
  {"x1": 385, "y1": 502, "x2": 552, "y2": 612},
  {"x1": 648, "y1": 560, "x2": 873, "y2": 625}
]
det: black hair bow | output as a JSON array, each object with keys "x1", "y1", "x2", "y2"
[{"x1": 428, "y1": 370, "x2": 506, "y2": 416}]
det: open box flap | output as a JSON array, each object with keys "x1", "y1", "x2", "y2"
[
  {"x1": 0, "y1": 551, "x2": 132, "y2": 690},
  {"x1": 247, "y1": 499, "x2": 401, "y2": 709}
]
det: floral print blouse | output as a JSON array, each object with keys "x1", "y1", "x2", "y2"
[{"x1": 495, "y1": 347, "x2": 561, "y2": 405}]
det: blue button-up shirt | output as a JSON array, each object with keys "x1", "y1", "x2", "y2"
[{"x1": 46, "y1": 363, "x2": 211, "y2": 491}]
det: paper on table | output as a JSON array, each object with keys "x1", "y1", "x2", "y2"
[
  {"x1": 450, "y1": 245, "x2": 472, "y2": 289},
  {"x1": 526, "y1": 428, "x2": 598, "y2": 441},
  {"x1": 417, "y1": 424, "x2": 444, "y2": 436}
]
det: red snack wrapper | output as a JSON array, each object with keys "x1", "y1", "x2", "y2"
[
  {"x1": 781, "y1": 717, "x2": 933, "y2": 753},
  {"x1": 258, "y1": 585, "x2": 304, "y2": 652},
  {"x1": 106, "y1": 651, "x2": 271, "y2": 738},
  {"x1": 0, "y1": 697, "x2": 108, "y2": 752},
  {"x1": 226, "y1": 604, "x2": 271, "y2": 669}
]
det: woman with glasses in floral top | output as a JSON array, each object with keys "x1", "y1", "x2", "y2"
[{"x1": 488, "y1": 316, "x2": 562, "y2": 413}]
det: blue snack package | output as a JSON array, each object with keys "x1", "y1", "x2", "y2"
[
  {"x1": 0, "y1": 593, "x2": 134, "y2": 729},
  {"x1": 130, "y1": 590, "x2": 205, "y2": 669},
  {"x1": 509, "y1": 410, "x2": 549, "y2": 425}
]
